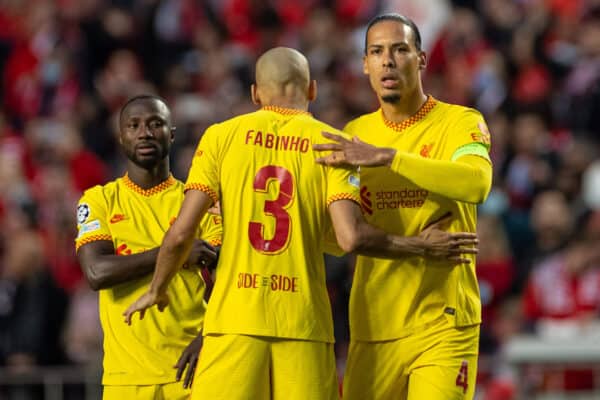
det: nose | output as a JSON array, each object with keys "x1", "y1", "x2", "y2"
[
  {"x1": 138, "y1": 124, "x2": 154, "y2": 139},
  {"x1": 382, "y1": 48, "x2": 395, "y2": 68}
]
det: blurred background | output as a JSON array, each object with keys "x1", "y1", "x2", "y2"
[{"x1": 1, "y1": 0, "x2": 600, "y2": 399}]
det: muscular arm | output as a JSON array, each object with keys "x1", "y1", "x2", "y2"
[
  {"x1": 329, "y1": 200, "x2": 477, "y2": 261},
  {"x1": 329, "y1": 200, "x2": 425, "y2": 257},
  {"x1": 123, "y1": 190, "x2": 214, "y2": 324},
  {"x1": 314, "y1": 132, "x2": 492, "y2": 203},
  {"x1": 389, "y1": 153, "x2": 492, "y2": 203},
  {"x1": 149, "y1": 190, "x2": 213, "y2": 295},
  {"x1": 77, "y1": 226, "x2": 217, "y2": 291},
  {"x1": 77, "y1": 242, "x2": 159, "y2": 291}
]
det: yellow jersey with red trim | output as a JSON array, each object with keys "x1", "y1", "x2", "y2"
[
  {"x1": 345, "y1": 97, "x2": 490, "y2": 341},
  {"x1": 185, "y1": 107, "x2": 361, "y2": 343},
  {"x1": 74, "y1": 174, "x2": 222, "y2": 385}
]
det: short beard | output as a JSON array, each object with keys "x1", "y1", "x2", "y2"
[{"x1": 382, "y1": 94, "x2": 401, "y2": 104}]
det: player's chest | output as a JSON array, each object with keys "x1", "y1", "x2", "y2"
[
  {"x1": 106, "y1": 196, "x2": 181, "y2": 253},
  {"x1": 375, "y1": 127, "x2": 449, "y2": 160}
]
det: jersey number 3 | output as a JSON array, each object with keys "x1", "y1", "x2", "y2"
[{"x1": 248, "y1": 165, "x2": 294, "y2": 254}]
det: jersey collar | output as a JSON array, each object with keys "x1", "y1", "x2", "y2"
[
  {"x1": 122, "y1": 173, "x2": 176, "y2": 196},
  {"x1": 380, "y1": 95, "x2": 437, "y2": 132},
  {"x1": 261, "y1": 105, "x2": 312, "y2": 116}
]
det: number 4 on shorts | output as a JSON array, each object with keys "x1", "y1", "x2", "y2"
[{"x1": 455, "y1": 360, "x2": 468, "y2": 394}]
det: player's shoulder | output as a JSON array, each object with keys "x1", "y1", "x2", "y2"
[
  {"x1": 202, "y1": 110, "x2": 268, "y2": 140},
  {"x1": 80, "y1": 179, "x2": 117, "y2": 201},
  {"x1": 308, "y1": 118, "x2": 351, "y2": 142},
  {"x1": 432, "y1": 98, "x2": 484, "y2": 121},
  {"x1": 343, "y1": 110, "x2": 380, "y2": 132},
  {"x1": 216, "y1": 110, "x2": 267, "y2": 127}
]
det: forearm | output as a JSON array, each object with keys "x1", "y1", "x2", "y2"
[
  {"x1": 388, "y1": 153, "x2": 492, "y2": 203},
  {"x1": 331, "y1": 200, "x2": 427, "y2": 258},
  {"x1": 150, "y1": 229, "x2": 195, "y2": 295},
  {"x1": 353, "y1": 222, "x2": 426, "y2": 258},
  {"x1": 83, "y1": 249, "x2": 159, "y2": 290}
]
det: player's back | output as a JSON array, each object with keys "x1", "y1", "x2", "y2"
[{"x1": 186, "y1": 106, "x2": 360, "y2": 342}]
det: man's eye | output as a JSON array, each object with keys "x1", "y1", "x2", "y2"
[{"x1": 150, "y1": 121, "x2": 164, "y2": 129}]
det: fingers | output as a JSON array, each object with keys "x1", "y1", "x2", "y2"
[
  {"x1": 123, "y1": 307, "x2": 136, "y2": 325},
  {"x1": 452, "y1": 247, "x2": 478, "y2": 255},
  {"x1": 315, "y1": 153, "x2": 346, "y2": 166},
  {"x1": 184, "y1": 358, "x2": 197, "y2": 389},
  {"x1": 321, "y1": 131, "x2": 348, "y2": 143},
  {"x1": 174, "y1": 360, "x2": 186, "y2": 382},
  {"x1": 174, "y1": 354, "x2": 188, "y2": 382},
  {"x1": 313, "y1": 143, "x2": 343, "y2": 152},
  {"x1": 123, "y1": 310, "x2": 133, "y2": 325},
  {"x1": 450, "y1": 232, "x2": 478, "y2": 240}
]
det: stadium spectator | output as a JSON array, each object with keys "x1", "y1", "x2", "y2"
[{"x1": 522, "y1": 211, "x2": 600, "y2": 391}]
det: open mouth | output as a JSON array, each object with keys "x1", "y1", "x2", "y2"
[
  {"x1": 381, "y1": 75, "x2": 399, "y2": 89},
  {"x1": 136, "y1": 144, "x2": 158, "y2": 155}
]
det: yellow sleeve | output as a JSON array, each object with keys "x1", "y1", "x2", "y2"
[
  {"x1": 450, "y1": 108, "x2": 492, "y2": 151},
  {"x1": 389, "y1": 152, "x2": 492, "y2": 203},
  {"x1": 323, "y1": 129, "x2": 362, "y2": 206},
  {"x1": 75, "y1": 187, "x2": 112, "y2": 251},
  {"x1": 199, "y1": 211, "x2": 222, "y2": 247},
  {"x1": 185, "y1": 124, "x2": 220, "y2": 204}
]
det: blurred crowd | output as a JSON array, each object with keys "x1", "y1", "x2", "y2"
[{"x1": 1, "y1": 0, "x2": 600, "y2": 398}]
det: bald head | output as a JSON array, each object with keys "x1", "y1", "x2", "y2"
[{"x1": 252, "y1": 47, "x2": 315, "y2": 108}]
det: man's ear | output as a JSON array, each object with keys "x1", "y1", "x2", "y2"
[
  {"x1": 363, "y1": 55, "x2": 369, "y2": 75},
  {"x1": 170, "y1": 126, "x2": 176, "y2": 142},
  {"x1": 251, "y1": 84, "x2": 260, "y2": 105},
  {"x1": 418, "y1": 51, "x2": 427, "y2": 71},
  {"x1": 308, "y1": 80, "x2": 317, "y2": 102}
]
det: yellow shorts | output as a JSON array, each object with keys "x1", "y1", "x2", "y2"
[
  {"x1": 103, "y1": 381, "x2": 189, "y2": 400},
  {"x1": 343, "y1": 323, "x2": 479, "y2": 400},
  {"x1": 190, "y1": 334, "x2": 339, "y2": 400}
]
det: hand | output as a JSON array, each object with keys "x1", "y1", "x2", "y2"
[
  {"x1": 185, "y1": 240, "x2": 217, "y2": 269},
  {"x1": 122, "y1": 291, "x2": 169, "y2": 325},
  {"x1": 207, "y1": 201, "x2": 221, "y2": 215},
  {"x1": 419, "y1": 213, "x2": 478, "y2": 264},
  {"x1": 313, "y1": 131, "x2": 396, "y2": 167},
  {"x1": 175, "y1": 334, "x2": 203, "y2": 389}
]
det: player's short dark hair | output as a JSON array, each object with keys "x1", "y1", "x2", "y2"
[
  {"x1": 119, "y1": 94, "x2": 169, "y2": 124},
  {"x1": 364, "y1": 13, "x2": 422, "y2": 54}
]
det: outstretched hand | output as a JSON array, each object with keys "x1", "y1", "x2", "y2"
[
  {"x1": 313, "y1": 131, "x2": 396, "y2": 167},
  {"x1": 123, "y1": 291, "x2": 170, "y2": 325},
  {"x1": 419, "y1": 213, "x2": 478, "y2": 264},
  {"x1": 175, "y1": 334, "x2": 203, "y2": 389}
]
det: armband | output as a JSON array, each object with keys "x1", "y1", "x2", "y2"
[{"x1": 451, "y1": 143, "x2": 491, "y2": 162}]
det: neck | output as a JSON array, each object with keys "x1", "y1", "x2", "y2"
[
  {"x1": 260, "y1": 88, "x2": 309, "y2": 111},
  {"x1": 380, "y1": 89, "x2": 428, "y2": 124},
  {"x1": 126, "y1": 160, "x2": 170, "y2": 189},
  {"x1": 263, "y1": 99, "x2": 308, "y2": 111}
]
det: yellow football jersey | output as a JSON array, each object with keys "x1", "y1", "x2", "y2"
[
  {"x1": 185, "y1": 106, "x2": 361, "y2": 343},
  {"x1": 75, "y1": 174, "x2": 222, "y2": 385},
  {"x1": 345, "y1": 96, "x2": 491, "y2": 341}
]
